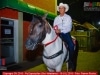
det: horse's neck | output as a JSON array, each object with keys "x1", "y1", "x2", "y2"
[
  {"x1": 42, "y1": 29, "x2": 56, "y2": 45},
  {"x1": 42, "y1": 29, "x2": 62, "y2": 55}
]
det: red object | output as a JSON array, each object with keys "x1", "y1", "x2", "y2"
[
  {"x1": 53, "y1": 25, "x2": 58, "y2": 30},
  {"x1": 89, "y1": 2, "x2": 92, "y2": 7},
  {"x1": 44, "y1": 35, "x2": 58, "y2": 47},
  {"x1": 0, "y1": 8, "x2": 18, "y2": 19},
  {"x1": 2, "y1": 58, "x2": 5, "y2": 66}
]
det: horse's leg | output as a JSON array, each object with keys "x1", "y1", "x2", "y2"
[
  {"x1": 55, "y1": 63, "x2": 63, "y2": 72},
  {"x1": 47, "y1": 67, "x2": 55, "y2": 72},
  {"x1": 65, "y1": 51, "x2": 69, "y2": 72},
  {"x1": 66, "y1": 62, "x2": 69, "y2": 72}
]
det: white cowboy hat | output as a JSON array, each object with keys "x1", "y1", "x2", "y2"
[{"x1": 57, "y1": 3, "x2": 69, "y2": 12}]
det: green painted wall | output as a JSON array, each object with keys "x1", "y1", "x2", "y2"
[{"x1": 0, "y1": 0, "x2": 57, "y2": 20}]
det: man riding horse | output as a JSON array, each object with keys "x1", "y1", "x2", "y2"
[
  {"x1": 25, "y1": 3, "x2": 76, "y2": 71},
  {"x1": 53, "y1": 3, "x2": 75, "y2": 71}
]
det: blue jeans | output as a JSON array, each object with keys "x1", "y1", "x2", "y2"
[{"x1": 60, "y1": 33, "x2": 75, "y2": 70}]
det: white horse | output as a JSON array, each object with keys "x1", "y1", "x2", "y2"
[
  {"x1": 25, "y1": 14, "x2": 76, "y2": 72},
  {"x1": 42, "y1": 27, "x2": 69, "y2": 72}
]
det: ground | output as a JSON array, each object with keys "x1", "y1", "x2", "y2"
[{"x1": 26, "y1": 50, "x2": 100, "y2": 74}]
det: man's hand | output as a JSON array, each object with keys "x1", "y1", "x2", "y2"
[{"x1": 55, "y1": 29, "x2": 61, "y2": 33}]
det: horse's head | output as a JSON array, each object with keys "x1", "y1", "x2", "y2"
[{"x1": 25, "y1": 14, "x2": 51, "y2": 50}]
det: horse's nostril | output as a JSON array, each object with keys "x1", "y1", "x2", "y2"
[
  {"x1": 25, "y1": 38, "x2": 37, "y2": 50},
  {"x1": 26, "y1": 39, "x2": 31, "y2": 45}
]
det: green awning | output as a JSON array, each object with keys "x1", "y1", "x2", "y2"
[{"x1": 0, "y1": 0, "x2": 57, "y2": 20}]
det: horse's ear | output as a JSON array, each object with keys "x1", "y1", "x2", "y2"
[
  {"x1": 31, "y1": 15, "x2": 37, "y2": 23},
  {"x1": 42, "y1": 13, "x2": 51, "y2": 34},
  {"x1": 38, "y1": 13, "x2": 50, "y2": 34},
  {"x1": 42, "y1": 13, "x2": 48, "y2": 20}
]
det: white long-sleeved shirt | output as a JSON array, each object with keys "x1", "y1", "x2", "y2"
[{"x1": 53, "y1": 14, "x2": 72, "y2": 33}]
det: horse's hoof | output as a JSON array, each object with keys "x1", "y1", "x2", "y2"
[
  {"x1": 68, "y1": 68, "x2": 73, "y2": 72},
  {"x1": 68, "y1": 68, "x2": 75, "y2": 72}
]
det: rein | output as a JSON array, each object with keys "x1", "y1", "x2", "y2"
[
  {"x1": 44, "y1": 35, "x2": 59, "y2": 47},
  {"x1": 44, "y1": 25, "x2": 59, "y2": 47}
]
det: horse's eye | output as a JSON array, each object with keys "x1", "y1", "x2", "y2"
[
  {"x1": 30, "y1": 29, "x2": 32, "y2": 35},
  {"x1": 39, "y1": 24, "x2": 43, "y2": 27},
  {"x1": 30, "y1": 29, "x2": 32, "y2": 32}
]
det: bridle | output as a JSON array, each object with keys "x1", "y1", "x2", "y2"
[{"x1": 44, "y1": 35, "x2": 59, "y2": 47}]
